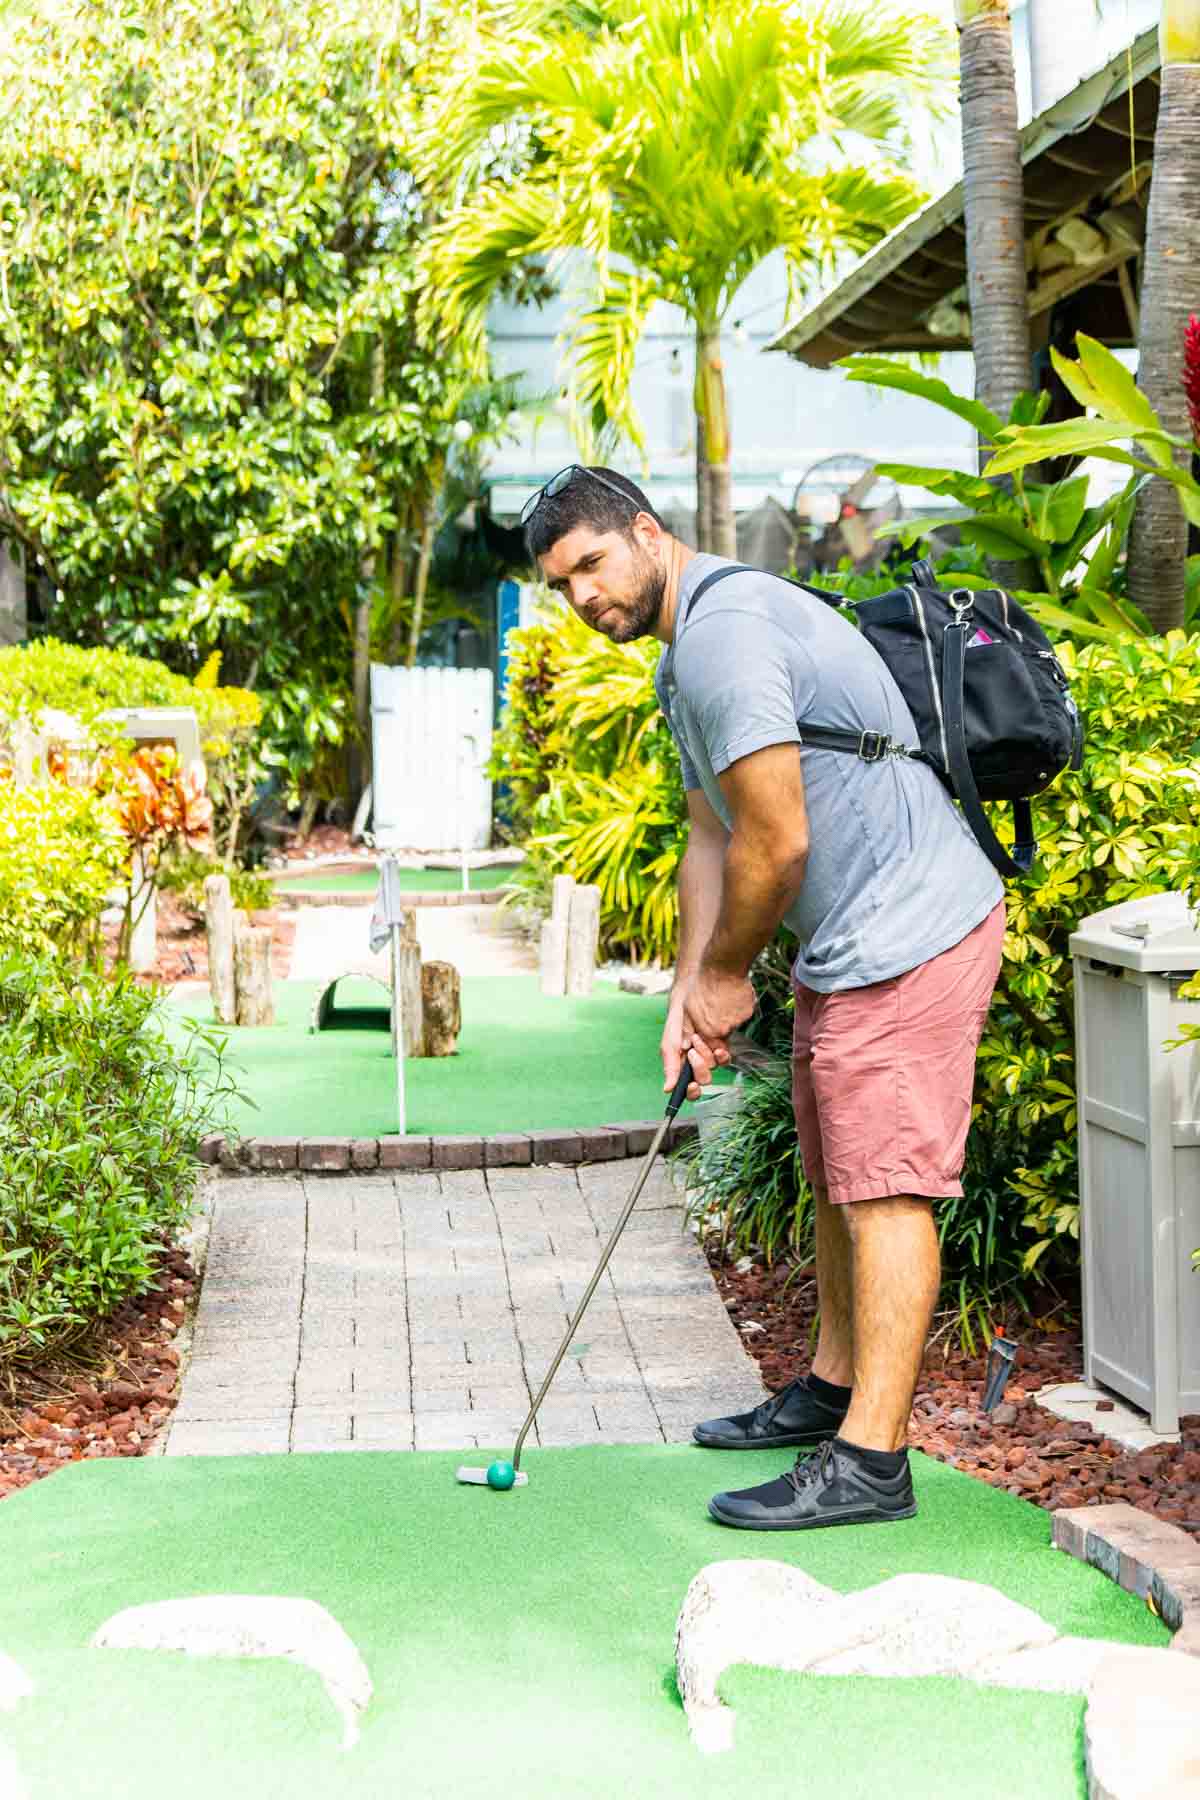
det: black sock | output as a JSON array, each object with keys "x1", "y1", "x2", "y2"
[
  {"x1": 806, "y1": 1373, "x2": 852, "y2": 1411},
  {"x1": 835, "y1": 1436, "x2": 908, "y2": 1478}
]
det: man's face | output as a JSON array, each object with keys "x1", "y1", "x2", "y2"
[{"x1": 538, "y1": 521, "x2": 665, "y2": 643}]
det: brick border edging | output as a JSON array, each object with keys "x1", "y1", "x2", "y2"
[
  {"x1": 198, "y1": 1119, "x2": 697, "y2": 1174},
  {"x1": 274, "y1": 887, "x2": 506, "y2": 910},
  {"x1": 1053, "y1": 1503, "x2": 1200, "y2": 1655}
]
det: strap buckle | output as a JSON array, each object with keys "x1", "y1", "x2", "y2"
[{"x1": 858, "y1": 731, "x2": 891, "y2": 763}]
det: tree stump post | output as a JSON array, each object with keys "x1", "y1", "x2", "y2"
[
  {"x1": 233, "y1": 920, "x2": 275, "y2": 1026},
  {"x1": 539, "y1": 918, "x2": 568, "y2": 996},
  {"x1": 391, "y1": 907, "x2": 423, "y2": 1058},
  {"x1": 204, "y1": 873, "x2": 236, "y2": 1024},
  {"x1": 420, "y1": 961, "x2": 461, "y2": 1056},
  {"x1": 565, "y1": 882, "x2": 602, "y2": 996}
]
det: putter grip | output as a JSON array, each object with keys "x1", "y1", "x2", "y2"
[{"x1": 666, "y1": 1056, "x2": 695, "y2": 1117}]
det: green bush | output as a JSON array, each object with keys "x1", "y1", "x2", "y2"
[
  {"x1": 0, "y1": 782, "x2": 127, "y2": 961},
  {"x1": 158, "y1": 849, "x2": 274, "y2": 917},
  {"x1": 491, "y1": 608, "x2": 687, "y2": 963},
  {"x1": 0, "y1": 956, "x2": 236, "y2": 1371},
  {"x1": 678, "y1": 630, "x2": 1200, "y2": 1331}
]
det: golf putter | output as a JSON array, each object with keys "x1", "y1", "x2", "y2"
[
  {"x1": 456, "y1": 1055, "x2": 696, "y2": 1489},
  {"x1": 980, "y1": 1327, "x2": 1018, "y2": 1413}
]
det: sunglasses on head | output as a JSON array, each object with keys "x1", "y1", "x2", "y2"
[{"x1": 520, "y1": 464, "x2": 639, "y2": 528}]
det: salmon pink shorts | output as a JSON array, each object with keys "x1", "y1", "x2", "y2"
[{"x1": 790, "y1": 901, "x2": 1006, "y2": 1205}]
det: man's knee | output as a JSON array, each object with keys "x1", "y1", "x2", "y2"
[{"x1": 839, "y1": 1194, "x2": 934, "y2": 1241}]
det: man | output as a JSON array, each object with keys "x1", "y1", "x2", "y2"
[{"x1": 524, "y1": 464, "x2": 1005, "y2": 1532}]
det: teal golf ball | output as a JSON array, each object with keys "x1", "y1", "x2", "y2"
[{"x1": 486, "y1": 1459, "x2": 516, "y2": 1490}]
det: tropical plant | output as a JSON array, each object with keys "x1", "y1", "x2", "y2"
[
  {"x1": 1126, "y1": 0, "x2": 1200, "y2": 631},
  {"x1": 955, "y1": 0, "x2": 1032, "y2": 429},
  {"x1": 92, "y1": 744, "x2": 214, "y2": 964},
  {"x1": 0, "y1": 955, "x2": 236, "y2": 1375},
  {"x1": 156, "y1": 849, "x2": 274, "y2": 919},
  {"x1": 840, "y1": 346, "x2": 1200, "y2": 641},
  {"x1": 0, "y1": 782, "x2": 127, "y2": 962},
  {"x1": 424, "y1": 0, "x2": 952, "y2": 556},
  {"x1": 491, "y1": 606, "x2": 688, "y2": 962}
]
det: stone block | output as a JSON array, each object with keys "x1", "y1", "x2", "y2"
[
  {"x1": 299, "y1": 1138, "x2": 352, "y2": 1173},
  {"x1": 198, "y1": 1133, "x2": 224, "y2": 1166},
  {"x1": 350, "y1": 1139, "x2": 380, "y2": 1171},
  {"x1": 484, "y1": 1133, "x2": 533, "y2": 1167},
  {"x1": 529, "y1": 1130, "x2": 584, "y2": 1166},
  {"x1": 665, "y1": 1118, "x2": 698, "y2": 1149},
  {"x1": 432, "y1": 1135, "x2": 486, "y2": 1171},
  {"x1": 1086, "y1": 1647, "x2": 1200, "y2": 1800},
  {"x1": 378, "y1": 1136, "x2": 432, "y2": 1170},
  {"x1": 219, "y1": 1137, "x2": 255, "y2": 1173},
  {"x1": 256, "y1": 1138, "x2": 300, "y2": 1172},
  {"x1": 603, "y1": 1120, "x2": 656, "y2": 1156},
  {"x1": 579, "y1": 1126, "x2": 627, "y2": 1163}
]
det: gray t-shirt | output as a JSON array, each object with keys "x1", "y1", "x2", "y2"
[{"x1": 654, "y1": 555, "x2": 1003, "y2": 991}]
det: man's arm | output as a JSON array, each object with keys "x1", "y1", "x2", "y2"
[
  {"x1": 661, "y1": 787, "x2": 728, "y2": 1097},
  {"x1": 680, "y1": 742, "x2": 809, "y2": 1065}
]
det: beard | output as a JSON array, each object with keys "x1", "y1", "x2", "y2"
[{"x1": 597, "y1": 547, "x2": 666, "y2": 642}]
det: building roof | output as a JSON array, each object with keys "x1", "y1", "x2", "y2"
[{"x1": 771, "y1": 28, "x2": 1160, "y2": 368}]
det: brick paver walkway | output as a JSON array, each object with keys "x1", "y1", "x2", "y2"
[{"x1": 163, "y1": 1162, "x2": 765, "y2": 1456}]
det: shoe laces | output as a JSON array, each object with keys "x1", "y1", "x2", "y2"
[{"x1": 785, "y1": 1439, "x2": 836, "y2": 1498}]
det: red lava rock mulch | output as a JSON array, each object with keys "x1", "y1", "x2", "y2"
[
  {"x1": 709, "y1": 1246, "x2": 1200, "y2": 1540},
  {"x1": 0, "y1": 1244, "x2": 196, "y2": 1503}
]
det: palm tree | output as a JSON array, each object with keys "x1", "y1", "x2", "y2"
[
  {"x1": 955, "y1": 0, "x2": 1032, "y2": 431},
  {"x1": 423, "y1": 0, "x2": 952, "y2": 557},
  {"x1": 1127, "y1": 0, "x2": 1200, "y2": 634}
]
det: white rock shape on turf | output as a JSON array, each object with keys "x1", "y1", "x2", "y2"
[
  {"x1": 0, "y1": 1654, "x2": 32, "y2": 1714},
  {"x1": 91, "y1": 1596, "x2": 372, "y2": 1749},
  {"x1": 0, "y1": 1738, "x2": 29, "y2": 1800},
  {"x1": 674, "y1": 1561, "x2": 1193, "y2": 1774}
]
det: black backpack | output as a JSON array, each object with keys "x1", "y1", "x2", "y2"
[{"x1": 684, "y1": 557, "x2": 1084, "y2": 879}]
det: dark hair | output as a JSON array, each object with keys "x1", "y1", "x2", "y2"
[{"x1": 523, "y1": 466, "x2": 664, "y2": 560}]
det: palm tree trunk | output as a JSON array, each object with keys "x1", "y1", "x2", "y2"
[
  {"x1": 1127, "y1": 0, "x2": 1200, "y2": 634},
  {"x1": 694, "y1": 435, "x2": 712, "y2": 553},
  {"x1": 956, "y1": 1, "x2": 1031, "y2": 433},
  {"x1": 695, "y1": 325, "x2": 735, "y2": 558}
]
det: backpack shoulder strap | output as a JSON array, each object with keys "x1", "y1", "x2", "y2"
[
  {"x1": 942, "y1": 614, "x2": 1035, "y2": 878},
  {"x1": 683, "y1": 562, "x2": 847, "y2": 625}
]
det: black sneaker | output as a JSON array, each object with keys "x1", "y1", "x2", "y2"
[
  {"x1": 708, "y1": 1440, "x2": 917, "y2": 1531},
  {"x1": 692, "y1": 1377, "x2": 848, "y2": 1450}
]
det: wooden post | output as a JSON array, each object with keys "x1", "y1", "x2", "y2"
[
  {"x1": 391, "y1": 907, "x2": 423, "y2": 1057},
  {"x1": 550, "y1": 873, "x2": 575, "y2": 927},
  {"x1": 539, "y1": 918, "x2": 568, "y2": 997},
  {"x1": 204, "y1": 874, "x2": 237, "y2": 1024},
  {"x1": 233, "y1": 920, "x2": 275, "y2": 1026},
  {"x1": 420, "y1": 961, "x2": 461, "y2": 1056},
  {"x1": 565, "y1": 882, "x2": 602, "y2": 997}
]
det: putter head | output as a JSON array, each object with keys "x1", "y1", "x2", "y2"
[{"x1": 455, "y1": 1465, "x2": 530, "y2": 1487}]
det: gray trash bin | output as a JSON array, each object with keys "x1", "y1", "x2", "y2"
[{"x1": 1070, "y1": 891, "x2": 1200, "y2": 1432}]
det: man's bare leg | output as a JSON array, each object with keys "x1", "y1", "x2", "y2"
[
  {"x1": 808, "y1": 1184, "x2": 854, "y2": 1388},
  {"x1": 838, "y1": 1196, "x2": 940, "y2": 1453}
]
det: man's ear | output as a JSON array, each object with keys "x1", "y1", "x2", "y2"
[{"x1": 631, "y1": 511, "x2": 665, "y2": 556}]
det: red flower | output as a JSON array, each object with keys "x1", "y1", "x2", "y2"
[{"x1": 1185, "y1": 315, "x2": 1200, "y2": 446}]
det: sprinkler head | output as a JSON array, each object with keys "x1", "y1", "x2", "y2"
[{"x1": 486, "y1": 1460, "x2": 517, "y2": 1491}]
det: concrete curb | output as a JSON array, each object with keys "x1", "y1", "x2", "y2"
[
  {"x1": 199, "y1": 1120, "x2": 697, "y2": 1175},
  {"x1": 1053, "y1": 1502, "x2": 1200, "y2": 1655}
]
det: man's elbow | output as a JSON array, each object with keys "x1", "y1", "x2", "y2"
[{"x1": 768, "y1": 835, "x2": 808, "y2": 890}]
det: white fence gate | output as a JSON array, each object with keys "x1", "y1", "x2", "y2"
[{"x1": 369, "y1": 664, "x2": 494, "y2": 852}]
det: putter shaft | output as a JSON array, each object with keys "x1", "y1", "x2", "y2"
[{"x1": 510, "y1": 1060, "x2": 693, "y2": 1471}]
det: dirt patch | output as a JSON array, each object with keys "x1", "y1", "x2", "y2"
[
  {"x1": 102, "y1": 893, "x2": 296, "y2": 988},
  {"x1": 0, "y1": 1242, "x2": 196, "y2": 1501},
  {"x1": 709, "y1": 1246, "x2": 1200, "y2": 1539}
]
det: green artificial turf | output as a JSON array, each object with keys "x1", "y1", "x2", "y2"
[
  {"x1": 275, "y1": 865, "x2": 519, "y2": 895},
  {"x1": 0, "y1": 1446, "x2": 1165, "y2": 1800},
  {"x1": 170, "y1": 976, "x2": 732, "y2": 1137}
]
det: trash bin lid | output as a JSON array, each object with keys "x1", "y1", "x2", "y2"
[{"x1": 1069, "y1": 889, "x2": 1200, "y2": 973}]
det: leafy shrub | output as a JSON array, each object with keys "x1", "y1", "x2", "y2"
[
  {"x1": 679, "y1": 631, "x2": 1200, "y2": 1331},
  {"x1": 491, "y1": 608, "x2": 687, "y2": 963},
  {"x1": 0, "y1": 956, "x2": 236, "y2": 1371},
  {"x1": 0, "y1": 782, "x2": 127, "y2": 961},
  {"x1": 159, "y1": 850, "x2": 274, "y2": 917}
]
